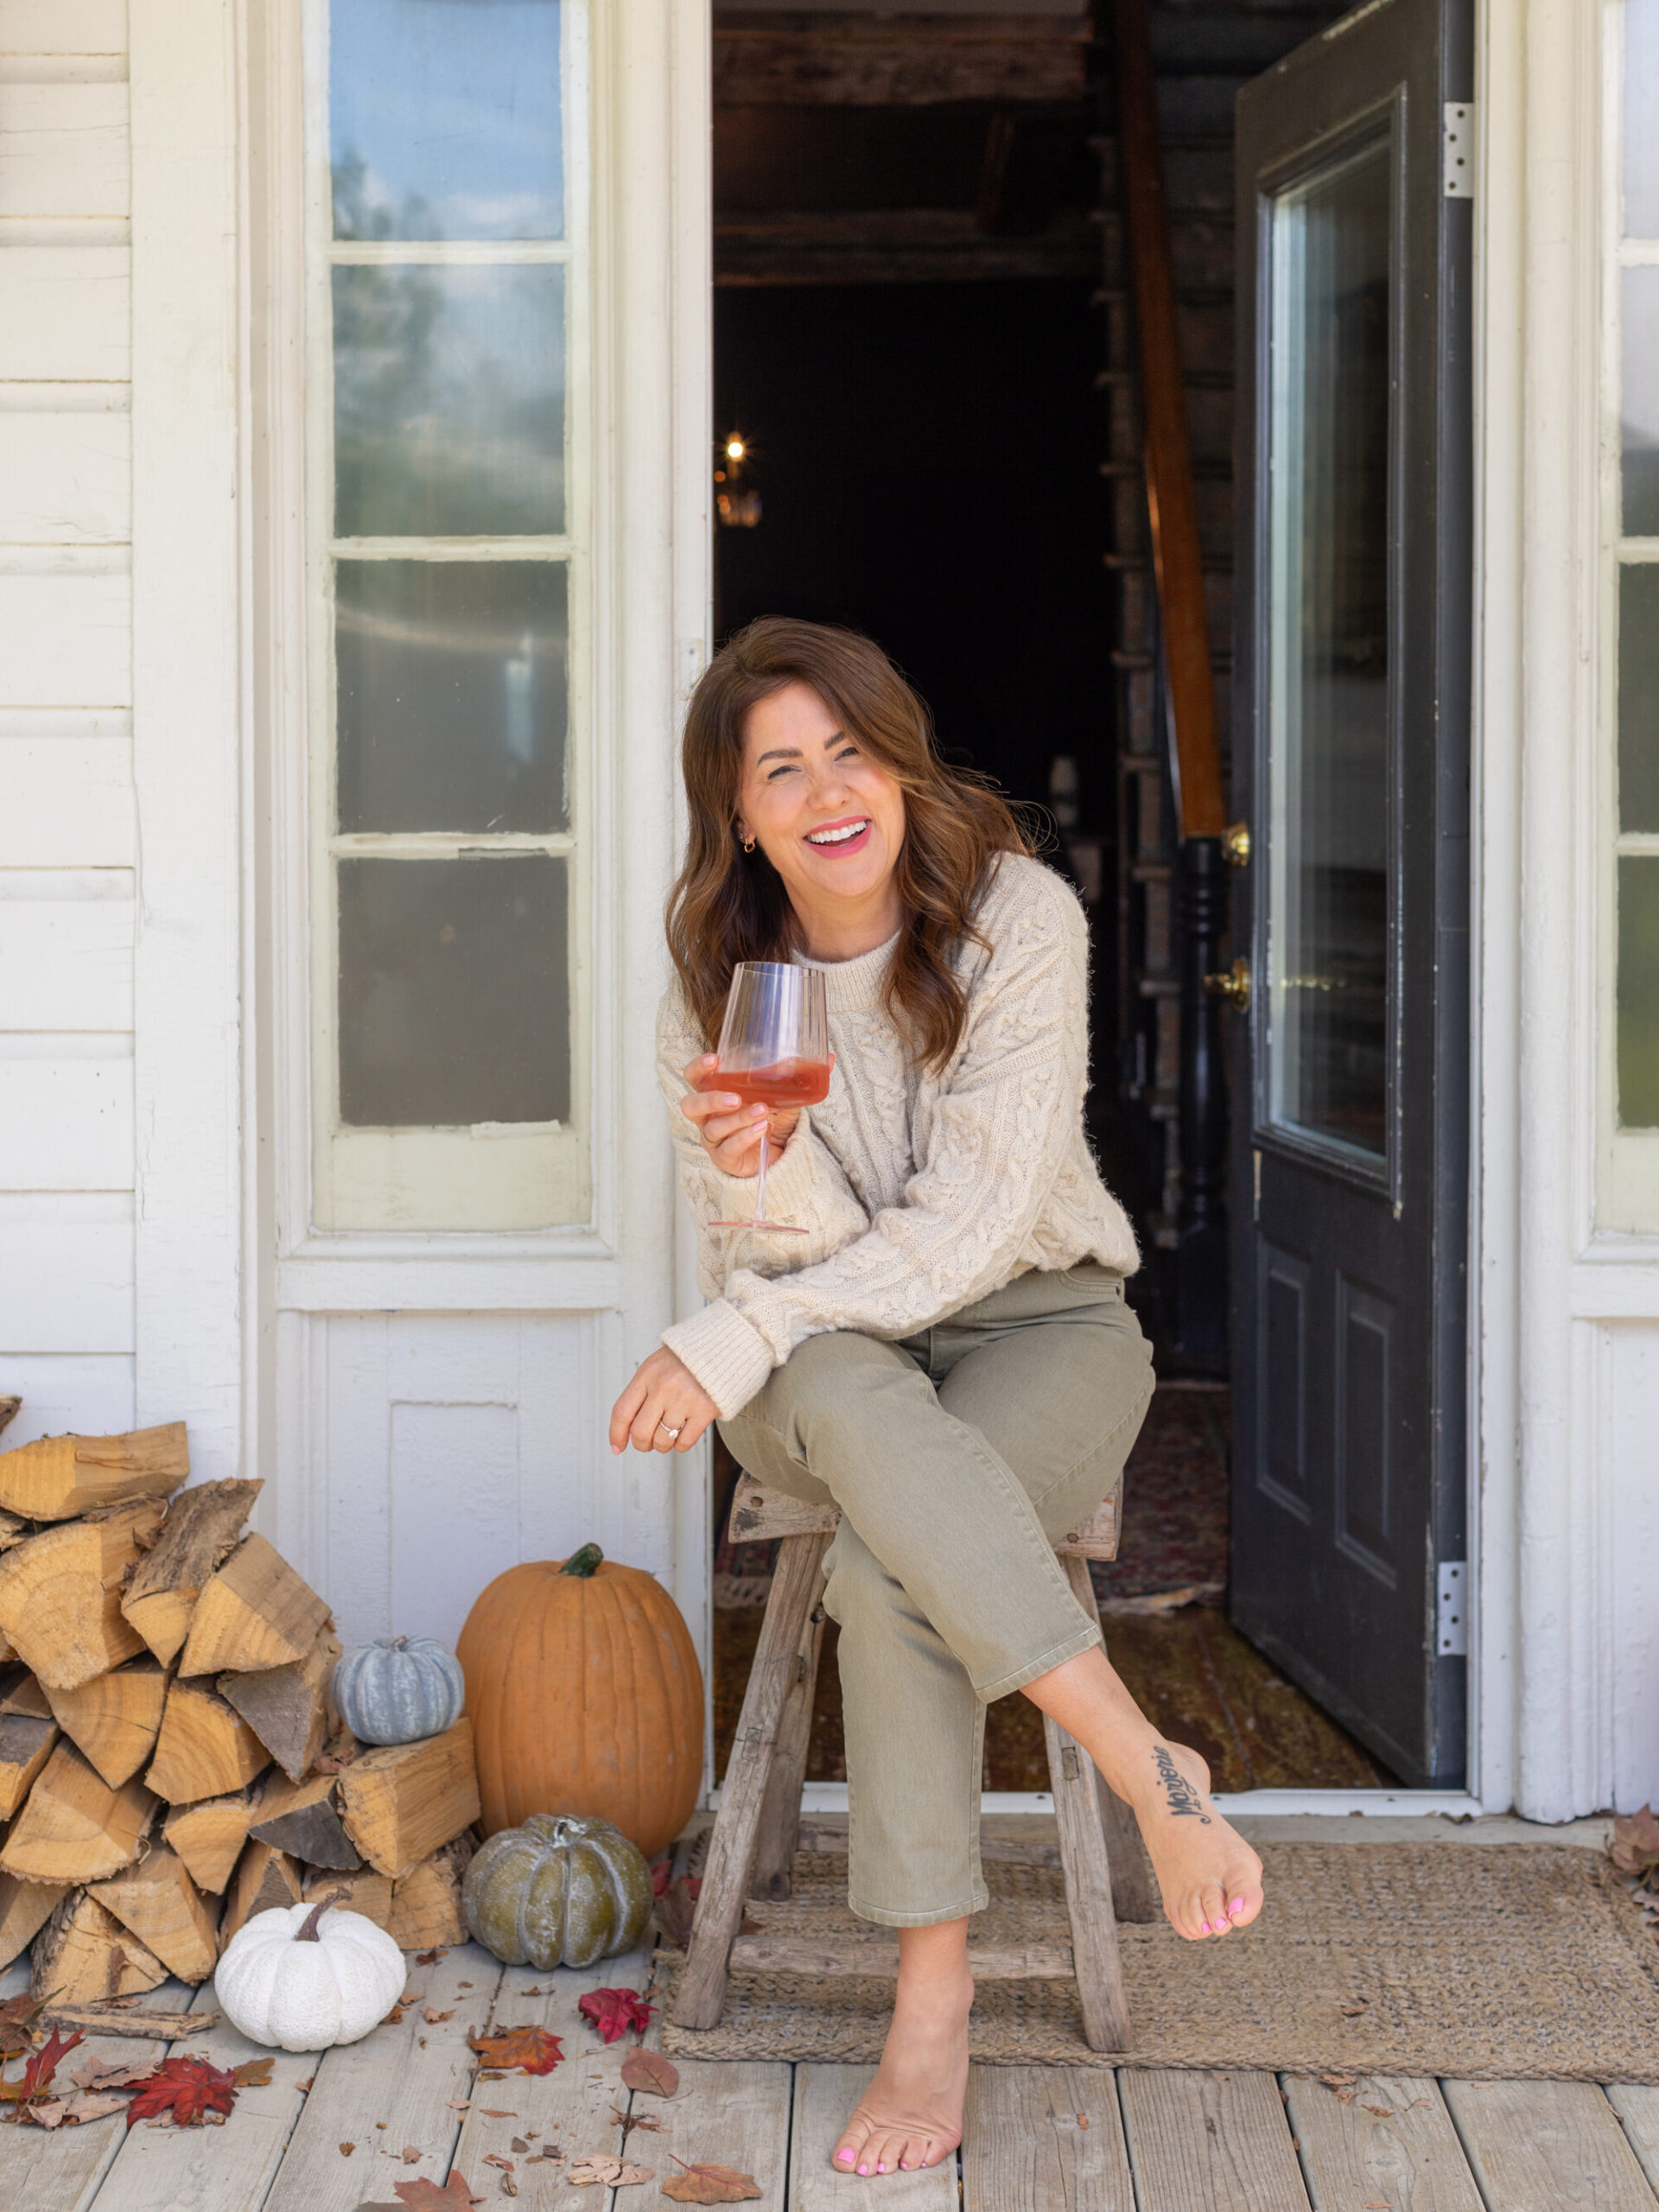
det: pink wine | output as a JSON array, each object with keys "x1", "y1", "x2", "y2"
[{"x1": 696, "y1": 1056, "x2": 833, "y2": 1109}]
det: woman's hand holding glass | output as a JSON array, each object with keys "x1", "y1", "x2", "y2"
[{"x1": 680, "y1": 1053, "x2": 805, "y2": 1178}]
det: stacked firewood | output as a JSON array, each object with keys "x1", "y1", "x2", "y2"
[{"x1": 0, "y1": 1425, "x2": 481, "y2": 2005}]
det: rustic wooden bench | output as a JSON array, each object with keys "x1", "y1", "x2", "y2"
[{"x1": 667, "y1": 1473, "x2": 1158, "y2": 2050}]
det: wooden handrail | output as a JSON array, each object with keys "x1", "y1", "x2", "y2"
[{"x1": 1113, "y1": 0, "x2": 1226, "y2": 840}]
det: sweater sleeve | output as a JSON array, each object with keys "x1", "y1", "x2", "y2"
[{"x1": 665, "y1": 865, "x2": 1095, "y2": 1417}]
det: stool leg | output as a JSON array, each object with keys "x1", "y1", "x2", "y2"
[
  {"x1": 1045, "y1": 1553, "x2": 1133, "y2": 2050},
  {"x1": 1068, "y1": 1556, "x2": 1160, "y2": 1925},
  {"x1": 750, "y1": 1594, "x2": 825, "y2": 1899},
  {"x1": 670, "y1": 1531, "x2": 830, "y2": 2030}
]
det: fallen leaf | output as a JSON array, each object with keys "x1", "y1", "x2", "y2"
[
  {"x1": 342, "y1": 2142, "x2": 357, "y2": 2156},
  {"x1": 124, "y1": 2055, "x2": 238, "y2": 2132},
  {"x1": 416, "y1": 1948, "x2": 448, "y2": 1966},
  {"x1": 458, "y1": 1982, "x2": 474, "y2": 1990},
  {"x1": 426, "y1": 2009, "x2": 455, "y2": 2025},
  {"x1": 511, "y1": 2138, "x2": 529, "y2": 2154},
  {"x1": 1318, "y1": 2073, "x2": 1357, "y2": 2105},
  {"x1": 1611, "y1": 1806, "x2": 1659, "y2": 1878},
  {"x1": 651, "y1": 1879, "x2": 698, "y2": 1950},
  {"x1": 621, "y1": 2050, "x2": 679, "y2": 2099},
  {"x1": 578, "y1": 1988, "x2": 654, "y2": 2044},
  {"x1": 0, "y1": 2027, "x2": 83, "y2": 2107},
  {"x1": 1362, "y1": 2104, "x2": 1393, "y2": 2118},
  {"x1": 69, "y1": 2057, "x2": 150, "y2": 2093},
  {"x1": 404, "y1": 2145, "x2": 423, "y2": 2162},
  {"x1": 401, "y1": 1991, "x2": 428, "y2": 2006},
  {"x1": 570, "y1": 2156, "x2": 652, "y2": 2187},
  {"x1": 447, "y1": 2100, "x2": 473, "y2": 2112},
  {"x1": 663, "y1": 2160, "x2": 762, "y2": 2204},
  {"x1": 480, "y1": 2108, "x2": 519, "y2": 2119},
  {"x1": 383, "y1": 2007, "x2": 407, "y2": 2025},
  {"x1": 518, "y1": 1987, "x2": 546, "y2": 1998},
  {"x1": 0, "y1": 1996, "x2": 43, "y2": 2060},
  {"x1": 393, "y1": 2173, "x2": 484, "y2": 2208},
  {"x1": 1077, "y1": 2114, "x2": 1089, "y2": 2129},
  {"x1": 483, "y1": 2155, "x2": 515, "y2": 2171},
  {"x1": 467, "y1": 2027, "x2": 563, "y2": 2076},
  {"x1": 233, "y1": 2057, "x2": 276, "y2": 2088},
  {"x1": 35, "y1": 2089, "x2": 132, "y2": 2126}
]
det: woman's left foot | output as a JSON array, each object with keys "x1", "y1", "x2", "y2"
[{"x1": 831, "y1": 1960, "x2": 973, "y2": 2175}]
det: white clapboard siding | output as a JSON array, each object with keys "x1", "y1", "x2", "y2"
[
  {"x1": 0, "y1": 726, "x2": 135, "y2": 866},
  {"x1": 0, "y1": 562, "x2": 130, "y2": 705},
  {"x1": 0, "y1": 1351, "x2": 134, "y2": 1438},
  {"x1": 0, "y1": 884, "x2": 133, "y2": 1030},
  {"x1": 0, "y1": 1, "x2": 128, "y2": 55},
  {"x1": 0, "y1": 1049, "x2": 133, "y2": 1188},
  {"x1": 0, "y1": 1198, "x2": 133, "y2": 1351},
  {"x1": 0, "y1": 83, "x2": 129, "y2": 216},
  {"x1": 0, "y1": 247, "x2": 129, "y2": 379},
  {"x1": 0, "y1": 405, "x2": 130, "y2": 542}
]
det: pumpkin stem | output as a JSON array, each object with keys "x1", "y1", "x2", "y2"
[
  {"x1": 390, "y1": 1635, "x2": 409, "y2": 1651},
  {"x1": 561, "y1": 1543, "x2": 604, "y2": 1578},
  {"x1": 296, "y1": 1888, "x2": 349, "y2": 1942}
]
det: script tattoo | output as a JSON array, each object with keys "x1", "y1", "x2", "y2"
[{"x1": 1152, "y1": 1745, "x2": 1211, "y2": 1822}]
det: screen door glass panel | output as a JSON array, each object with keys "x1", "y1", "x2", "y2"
[{"x1": 1264, "y1": 133, "x2": 1393, "y2": 1160}]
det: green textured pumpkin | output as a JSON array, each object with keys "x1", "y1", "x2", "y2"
[{"x1": 461, "y1": 1813, "x2": 652, "y2": 1970}]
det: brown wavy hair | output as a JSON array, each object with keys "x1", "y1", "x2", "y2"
[{"x1": 666, "y1": 619, "x2": 1034, "y2": 1071}]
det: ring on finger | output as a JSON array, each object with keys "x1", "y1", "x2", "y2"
[{"x1": 657, "y1": 1417, "x2": 684, "y2": 1443}]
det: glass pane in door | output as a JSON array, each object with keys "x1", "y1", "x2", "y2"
[{"x1": 1264, "y1": 133, "x2": 1393, "y2": 1160}]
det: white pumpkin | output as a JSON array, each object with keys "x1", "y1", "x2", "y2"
[{"x1": 216, "y1": 1897, "x2": 405, "y2": 2051}]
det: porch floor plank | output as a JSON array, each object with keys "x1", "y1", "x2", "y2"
[
  {"x1": 1282, "y1": 2074, "x2": 1484, "y2": 2212},
  {"x1": 0, "y1": 1978, "x2": 203, "y2": 2212},
  {"x1": 83, "y1": 1983, "x2": 315, "y2": 2212},
  {"x1": 963, "y1": 2063, "x2": 1135, "y2": 2212},
  {"x1": 789, "y1": 2066, "x2": 958, "y2": 2212},
  {"x1": 448, "y1": 1944, "x2": 653, "y2": 2209},
  {"x1": 1118, "y1": 2067, "x2": 1310, "y2": 2211},
  {"x1": 1608, "y1": 2085, "x2": 1659, "y2": 2197},
  {"x1": 1443, "y1": 2078, "x2": 1659, "y2": 2210},
  {"x1": 259, "y1": 1941, "x2": 499, "y2": 2212}
]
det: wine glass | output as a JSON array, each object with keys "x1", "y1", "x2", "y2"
[{"x1": 698, "y1": 962, "x2": 831, "y2": 1233}]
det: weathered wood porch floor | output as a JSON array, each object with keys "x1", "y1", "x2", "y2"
[{"x1": 7, "y1": 1931, "x2": 1659, "y2": 2212}]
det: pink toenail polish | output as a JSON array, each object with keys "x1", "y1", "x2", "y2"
[
  {"x1": 1199, "y1": 1920, "x2": 1211, "y2": 1932},
  {"x1": 858, "y1": 2166, "x2": 868, "y2": 2176},
  {"x1": 1230, "y1": 1897, "x2": 1244, "y2": 1912}
]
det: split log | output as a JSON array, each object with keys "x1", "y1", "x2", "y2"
[
  {"x1": 388, "y1": 1833, "x2": 474, "y2": 1951},
  {"x1": 146, "y1": 1679, "x2": 268, "y2": 1804},
  {"x1": 0, "y1": 1422, "x2": 187, "y2": 1522},
  {"x1": 45, "y1": 1655, "x2": 170, "y2": 1789},
  {"x1": 0, "y1": 1396, "x2": 16, "y2": 1437},
  {"x1": 90, "y1": 1841, "x2": 220, "y2": 1983},
  {"x1": 219, "y1": 1839, "x2": 302, "y2": 1948},
  {"x1": 0, "y1": 1500, "x2": 168, "y2": 1688},
  {"x1": 120, "y1": 1477, "x2": 262, "y2": 1665},
  {"x1": 0, "y1": 1508, "x2": 30, "y2": 1550},
  {"x1": 177, "y1": 1534, "x2": 329, "y2": 1678},
  {"x1": 337, "y1": 1717, "x2": 480, "y2": 1878},
  {"x1": 0, "y1": 1741, "x2": 156, "y2": 1881},
  {"x1": 0, "y1": 1873, "x2": 71, "y2": 1969},
  {"x1": 162, "y1": 1782, "x2": 260, "y2": 1894},
  {"x1": 249, "y1": 1769, "x2": 360, "y2": 1870},
  {"x1": 304, "y1": 1861, "x2": 393, "y2": 1931},
  {"x1": 32, "y1": 1891, "x2": 168, "y2": 2005},
  {"x1": 219, "y1": 1622, "x2": 340, "y2": 1784},
  {"x1": 39, "y1": 2000, "x2": 218, "y2": 2037},
  {"x1": 0, "y1": 1683, "x2": 58, "y2": 1821}
]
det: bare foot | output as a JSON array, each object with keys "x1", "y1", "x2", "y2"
[
  {"x1": 831, "y1": 1951, "x2": 973, "y2": 2176},
  {"x1": 1129, "y1": 1740, "x2": 1265, "y2": 1941}
]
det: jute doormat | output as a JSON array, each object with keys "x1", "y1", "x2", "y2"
[{"x1": 660, "y1": 1844, "x2": 1659, "y2": 2079}]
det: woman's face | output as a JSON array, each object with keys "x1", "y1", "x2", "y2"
[{"x1": 736, "y1": 681, "x2": 906, "y2": 920}]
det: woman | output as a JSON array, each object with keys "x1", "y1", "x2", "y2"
[{"x1": 610, "y1": 619, "x2": 1263, "y2": 2176}]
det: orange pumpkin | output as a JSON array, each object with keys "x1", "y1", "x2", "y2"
[{"x1": 457, "y1": 1544, "x2": 703, "y2": 1859}]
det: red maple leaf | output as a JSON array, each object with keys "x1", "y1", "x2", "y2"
[
  {"x1": 465, "y1": 2026, "x2": 563, "y2": 2075},
  {"x1": 0, "y1": 2028, "x2": 83, "y2": 2106},
  {"x1": 124, "y1": 2054, "x2": 238, "y2": 2128},
  {"x1": 577, "y1": 1987, "x2": 654, "y2": 2044}
]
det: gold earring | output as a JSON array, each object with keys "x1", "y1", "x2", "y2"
[{"x1": 741, "y1": 831, "x2": 755, "y2": 855}]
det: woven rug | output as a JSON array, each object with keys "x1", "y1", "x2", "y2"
[{"x1": 661, "y1": 1844, "x2": 1659, "y2": 2079}]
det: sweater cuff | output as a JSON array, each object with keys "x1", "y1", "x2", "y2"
[{"x1": 663, "y1": 1300, "x2": 777, "y2": 1419}]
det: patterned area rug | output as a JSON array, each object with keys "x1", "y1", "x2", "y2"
[
  {"x1": 712, "y1": 1383, "x2": 1230, "y2": 1611},
  {"x1": 662, "y1": 1844, "x2": 1659, "y2": 2078}
]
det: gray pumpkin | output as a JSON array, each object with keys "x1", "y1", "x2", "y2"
[
  {"x1": 462, "y1": 1813, "x2": 652, "y2": 1970},
  {"x1": 333, "y1": 1634, "x2": 467, "y2": 1747}
]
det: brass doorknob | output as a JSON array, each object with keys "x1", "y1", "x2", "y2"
[
  {"x1": 1222, "y1": 821, "x2": 1251, "y2": 868},
  {"x1": 1204, "y1": 957, "x2": 1251, "y2": 1009}
]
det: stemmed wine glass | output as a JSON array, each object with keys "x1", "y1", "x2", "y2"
[{"x1": 698, "y1": 962, "x2": 831, "y2": 1233}]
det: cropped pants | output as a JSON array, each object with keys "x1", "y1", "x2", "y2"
[{"x1": 719, "y1": 1263, "x2": 1154, "y2": 1926}]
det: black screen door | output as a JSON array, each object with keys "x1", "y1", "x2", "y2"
[{"x1": 1229, "y1": 0, "x2": 1471, "y2": 1788}]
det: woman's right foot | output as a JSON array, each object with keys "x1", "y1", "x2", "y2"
[{"x1": 1128, "y1": 1740, "x2": 1265, "y2": 1940}]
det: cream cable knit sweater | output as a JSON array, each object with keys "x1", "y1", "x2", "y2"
[{"x1": 657, "y1": 852, "x2": 1141, "y2": 1419}]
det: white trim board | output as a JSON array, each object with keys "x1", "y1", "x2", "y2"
[{"x1": 727, "y1": 1783, "x2": 1497, "y2": 1820}]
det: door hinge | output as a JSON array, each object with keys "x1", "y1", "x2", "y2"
[
  {"x1": 1444, "y1": 104, "x2": 1475, "y2": 199},
  {"x1": 1436, "y1": 1561, "x2": 1468, "y2": 1656}
]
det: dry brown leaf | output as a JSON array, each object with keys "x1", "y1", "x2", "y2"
[
  {"x1": 479, "y1": 2107, "x2": 518, "y2": 2118},
  {"x1": 662, "y1": 2161, "x2": 763, "y2": 2203},
  {"x1": 404, "y1": 2146, "x2": 423, "y2": 2163},
  {"x1": 1362, "y1": 2104, "x2": 1393, "y2": 2118},
  {"x1": 69, "y1": 2058, "x2": 150, "y2": 2092},
  {"x1": 393, "y1": 2177, "x2": 483, "y2": 2210},
  {"x1": 425, "y1": 2009, "x2": 455, "y2": 2025},
  {"x1": 233, "y1": 2058, "x2": 276, "y2": 2088},
  {"x1": 1611, "y1": 1805, "x2": 1659, "y2": 1877},
  {"x1": 467, "y1": 2026, "x2": 562, "y2": 2076},
  {"x1": 511, "y1": 2139, "x2": 529, "y2": 2155},
  {"x1": 570, "y1": 2155, "x2": 652, "y2": 2188},
  {"x1": 415, "y1": 1947, "x2": 448, "y2": 1966},
  {"x1": 342, "y1": 2142, "x2": 357, "y2": 2155},
  {"x1": 620, "y1": 2049, "x2": 679, "y2": 2099},
  {"x1": 483, "y1": 2155, "x2": 514, "y2": 2172}
]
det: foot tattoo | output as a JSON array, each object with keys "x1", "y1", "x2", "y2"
[{"x1": 1134, "y1": 1739, "x2": 1265, "y2": 1942}]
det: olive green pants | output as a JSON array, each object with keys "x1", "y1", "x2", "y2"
[{"x1": 719, "y1": 1264, "x2": 1154, "y2": 1926}]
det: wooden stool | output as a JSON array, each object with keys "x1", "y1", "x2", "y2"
[{"x1": 668, "y1": 1473, "x2": 1158, "y2": 2050}]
